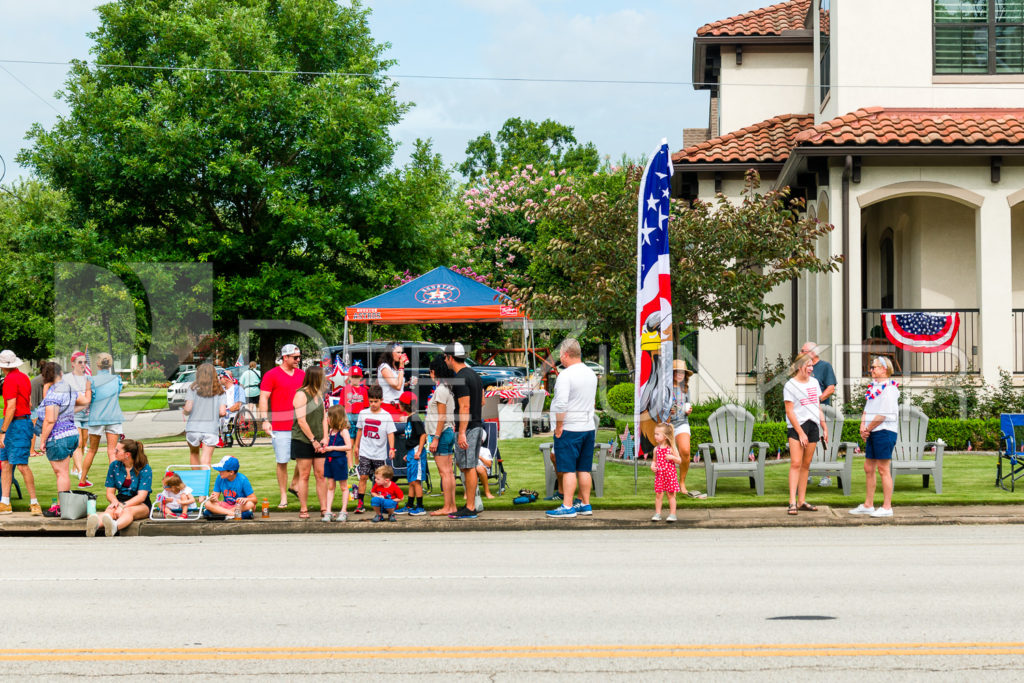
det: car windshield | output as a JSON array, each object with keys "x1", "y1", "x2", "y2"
[{"x1": 177, "y1": 372, "x2": 195, "y2": 384}]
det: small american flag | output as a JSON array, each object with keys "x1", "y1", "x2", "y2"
[
  {"x1": 234, "y1": 354, "x2": 243, "y2": 367},
  {"x1": 487, "y1": 358, "x2": 496, "y2": 366},
  {"x1": 84, "y1": 349, "x2": 92, "y2": 376}
]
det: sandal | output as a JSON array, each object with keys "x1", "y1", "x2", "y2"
[
  {"x1": 685, "y1": 490, "x2": 707, "y2": 499},
  {"x1": 798, "y1": 502, "x2": 818, "y2": 512},
  {"x1": 298, "y1": 510, "x2": 309, "y2": 519},
  {"x1": 787, "y1": 504, "x2": 798, "y2": 515}
]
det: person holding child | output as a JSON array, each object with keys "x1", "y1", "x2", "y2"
[
  {"x1": 370, "y1": 464, "x2": 404, "y2": 522},
  {"x1": 352, "y1": 384, "x2": 396, "y2": 514},
  {"x1": 851, "y1": 356, "x2": 900, "y2": 518},
  {"x1": 395, "y1": 391, "x2": 427, "y2": 516},
  {"x1": 651, "y1": 422, "x2": 682, "y2": 522},
  {"x1": 291, "y1": 365, "x2": 328, "y2": 520},
  {"x1": 322, "y1": 405, "x2": 352, "y2": 521},
  {"x1": 204, "y1": 455, "x2": 257, "y2": 518},
  {"x1": 156, "y1": 472, "x2": 196, "y2": 519},
  {"x1": 87, "y1": 438, "x2": 151, "y2": 537},
  {"x1": 783, "y1": 352, "x2": 827, "y2": 515}
]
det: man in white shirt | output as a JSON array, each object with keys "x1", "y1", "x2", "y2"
[{"x1": 545, "y1": 338, "x2": 598, "y2": 519}]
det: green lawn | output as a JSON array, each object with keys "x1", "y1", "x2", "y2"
[
  {"x1": 6, "y1": 431, "x2": 1022, "y2": 513},
  {"x1": 118, "y1": 387, "x2": 167, "y2": 412}
]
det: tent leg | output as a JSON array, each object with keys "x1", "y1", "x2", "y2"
[{"x1": 342, "y1": 319, "x2": 349, "y2": 366}]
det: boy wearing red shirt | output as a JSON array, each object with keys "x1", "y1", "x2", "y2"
[
  {"x1": 370, "y1": 464, "x2": 403, "y2": 523},
  {"x1": 342, "y1": 367, "x2": 369, "y2": 439}
]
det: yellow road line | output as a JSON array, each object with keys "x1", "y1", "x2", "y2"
[{"x1": 0, "y1": 643, "x2": 1022, "y2": 661}]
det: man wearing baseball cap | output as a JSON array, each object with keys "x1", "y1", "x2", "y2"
[
  {"x1": 0, "y1": 350, "x2": 39, "y2": 515},
  {"x1": 203, "y1": 455, "x2": 257, "y2": 519},
  {"x1": 258, "y1": 344, "x2": 305, "y2": 508},
  {"x1": 444, "y1": 342, "x2": 483, "y2": 519}
]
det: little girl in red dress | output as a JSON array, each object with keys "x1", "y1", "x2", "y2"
[{"x1": 651, "y1": 422, "x2": 682, "y2": 522}]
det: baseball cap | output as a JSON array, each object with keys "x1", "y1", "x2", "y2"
[
  {"x1": 348, "y1": 366, "x2": 363, "y2": 377},
  {"x1": 212, "y1": 455, "x2": 240, "y2": 472},
  {"x1": 398, "y1": 391, "x2": 415, "y2": 406},
  {"x1": 280, "y1": 343, "x2": 300, "y2": 357},
  {"x1": 445, "y1": 342, "x2": 467, "y2": 360}
]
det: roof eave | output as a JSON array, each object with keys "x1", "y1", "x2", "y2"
[{"x1": 674, "y1": 161, "x2": 786, "y2": 172}]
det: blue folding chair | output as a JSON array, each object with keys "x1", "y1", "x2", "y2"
[{"x1": 150, "y1": 466, "x2": 212, "y2": 520}]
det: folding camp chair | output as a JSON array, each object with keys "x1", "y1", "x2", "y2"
[
  {"x1": 998, "y1": 413, "x2": 1024, "y2": 492},
  {"x1": 149, "y1": 466, "x2": 212, "y2": 520},
  {"x1": 453, "y1": 422, "x2": 507, "y2": 495}
]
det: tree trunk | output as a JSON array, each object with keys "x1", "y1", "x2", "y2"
[{"x1": 619, "y1": 330, "x2": 635, "y2": 374}]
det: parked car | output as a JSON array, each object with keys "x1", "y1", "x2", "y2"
[{"x1": 321, "y1": 341, "x2": 527, "y2": 407}]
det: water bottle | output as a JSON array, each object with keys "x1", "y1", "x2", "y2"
[
  {"x1": 475, "y1": 487, "x2": 484, "y2": 512},
  {"x1": 233, "y1": 502, "x2": 241, "y2": 521},
  {"x1": 261, "y1": 498, "x2": 270, "y2": 519},
  {"x1": 86, "y1": 498, "x2": 96, "y2": 515}
]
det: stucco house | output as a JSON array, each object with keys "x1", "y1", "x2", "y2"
[{"x1": 674, "y1": 0, "x2": 1024, "y2": 404}]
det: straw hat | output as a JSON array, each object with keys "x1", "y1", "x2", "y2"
[{"x1": 672, "y1": 359, "x2": 694, "y2": 376}]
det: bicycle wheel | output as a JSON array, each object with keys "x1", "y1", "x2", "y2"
[{"x1": 234, "y1": 407, "x2": 258, "y2": 447}]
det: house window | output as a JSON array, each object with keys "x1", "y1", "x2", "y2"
[
  {"x1": 934, "y1": 0, "x2": 1024, "y2": 74},
  {"x1": 819, "y1": 0, "x2": 831, "y2": 101}
]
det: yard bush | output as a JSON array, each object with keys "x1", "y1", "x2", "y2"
[
  {"x1": 134, "y1": 361, "x2": 167, "y2": 385},
  {"x1": 606, "y1": 382, "x2": 634, "y2": 417}
]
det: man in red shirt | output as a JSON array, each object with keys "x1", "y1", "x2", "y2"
[
  {"x1": 258, "y1": 344, "x2": 305, "y2": 508},
  {"x1": 0, "y1": 350, "x2": 39, "y2": 515}
]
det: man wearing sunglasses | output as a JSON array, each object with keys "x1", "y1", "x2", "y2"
[{"x1": 259, "y1": 344, "x2": 305, "y2": 508}]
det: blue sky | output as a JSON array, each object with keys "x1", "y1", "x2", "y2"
[{"x1": 0, "y1": 0, "x2": 757, "y2": 182}]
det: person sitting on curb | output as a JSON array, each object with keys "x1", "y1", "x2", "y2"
[
  {"x1": 87, "y1": 438, "x2": 151, "y2": 537},
  {"x1": 370, "y1": 464, "x2": 403, "y2": 523},
  {"x1": 203, "y1": 455, "x2": 256, "y2": 519}
]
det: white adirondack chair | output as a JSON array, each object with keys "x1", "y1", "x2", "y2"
[
  {"x1": 697, "y1": 405, "x2": 768, "y2": 496},
  {"x1": 891, "y1": 405, "x2": 944, "y2": 493},
  {"x1": 808, "y1": 405, "x2": 858, "y2": 495}
]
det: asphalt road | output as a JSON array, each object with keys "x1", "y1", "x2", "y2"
[{"x1": 2, "y1": 526, "x2": 1023, "y2": 680}]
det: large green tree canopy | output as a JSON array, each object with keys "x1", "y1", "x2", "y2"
[
  {"x1": 19, "y1": 0, "x2": 450, "y2": 361},
  {"x1": 458, "y1": 117, "x2": 600, "y2": 179}
]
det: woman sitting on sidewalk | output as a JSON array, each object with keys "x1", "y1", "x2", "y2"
[{"x1": 87, "y1": 438, "x2": 152, "y2": 537}]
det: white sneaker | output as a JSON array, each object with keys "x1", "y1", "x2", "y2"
[
  {"x1": 818, "y1": 476, "x2": 833, "y2": 487},
  {"x1": 321, "y1": 513, "x2": 333, "y2": 522},
  {"x1": 870, "y1": 507, "x2": 894, "y2": 518},
  {"x1": 651, "y1": 513, "x2": 662, "y2": 522},
  {"x1": 849, "y1": 504, "x2": 875, "y2": 515},
  {"x1": 335, "y1": 512, "x2": 347, "y2": 522},
  {"x1": 71, "y1": 468, "x2": 80, "y2": 478},
  {"x1": 86, "y1": 513, "x2": 100, "y2": 537},
  {"x1": 101, "y1": 514, "x2": 118, "y2": 537},
  {"x1": 666, "y1": 514, "x2": 677, "y2": 523}
]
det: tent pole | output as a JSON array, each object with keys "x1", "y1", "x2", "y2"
[{"x1": 342, "y1": 319, "x2": 349, "y2": 366}]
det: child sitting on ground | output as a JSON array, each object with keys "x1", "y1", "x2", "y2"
[
  {"x1": 475, "y1": 446, "x2": 495, "y2": 500},
  {"x1": 370, "y1": 464, "x2": 404, "y2": 523},
  {"x1": 395, "y1": 391, "x2": 427, "y2": 516},
  {"x1": 203, "y1": 455, "x2": 257, "y2": 519},
  {"x1": 156, "y1": 472, "x2": 196, "y2": 519},
  {"x1": 323, "y1": 405, "x2": 352, "y2": 522}
]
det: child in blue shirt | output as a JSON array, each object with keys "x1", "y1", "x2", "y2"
[{"x1": 203, "y1": 455, "x2": 256, "y2": 519}]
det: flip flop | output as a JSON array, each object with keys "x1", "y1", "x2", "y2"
[
  {"x1": 685, "y1": 490, "x2": 707, "y2": 499},
  {"x1": 277, "y1": 503, "x2": 288, "y2": 509},
  {"x1": 288, "y1": 488, "x2": 299, "y2": 497},
  {"x1": 298, "y1": 510, "x2": 309, "y2": 519}
]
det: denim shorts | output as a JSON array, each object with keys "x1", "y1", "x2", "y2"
[
  {"x1": 0, "y1": 418, "x2": 32, "y2": 466},
  {"x1": 405, "y1": 450, "x2": 426, "y2": 482},
  {"x1": 46, "y1": 434, "x2": 78, "y2": 462},
  {"x1": 866, "y1": 429, "x2": 897, "y2": 460},
  {"x1": 429, "y1": 427, "x2": 455, "y2": 456},
  {"x1": 371, "y1": 496, "x2": 398, "y2": 511},
  {"x1": 554, "y1": 429, "x2": 595, "y2": 474}
]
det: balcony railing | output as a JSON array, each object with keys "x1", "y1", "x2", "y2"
[
  {"x1": 861, "y1": 309, "x2": 979, "y2": 376},
  {"x1": 736, "y1": 327, "x2": 763, "y2": 377}
]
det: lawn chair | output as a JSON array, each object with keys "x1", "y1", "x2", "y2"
[
  {"x1": 997, "y1": 413, "x2": 1024, "y2": 491},
  {"x1": 149, "y1": 466, "x2": 212, "y2": 520},
  {"x1": 808, "y1": 405, "x2": 857, "y2": 495},
  {"x1": 891, "y1": 405, "x2": 944, "y2": 493},
  {"x1": 697, "y1": 405, "x2": 768, "y2": 496},
  {"x1": 523, "y1": 390, "x2": 549, "y2": 437},
  {"x1": 537, "y1": 442, "x2": 610, "y2": 498},
  {"x1": 453, "y1": 422, "x2": 507, "y2": 496}
]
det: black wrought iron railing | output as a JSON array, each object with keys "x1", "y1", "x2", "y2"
[
  {"x1": 861, "y1": 309, "x2": 979, "y2": 376},
  {"x1": 736, "y1": 327, "x2": 763, "y2": 377}
]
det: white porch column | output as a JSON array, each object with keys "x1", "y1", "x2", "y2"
[
  {"x1": 976, "y1": 196, "x2": 1014, "y2": 384},
  {"x1": 843, "y1": 194, "x2": 863, "y2": 403},
  {"x1": 695, "y1": 326, "x2": 737, "y2": 401}
]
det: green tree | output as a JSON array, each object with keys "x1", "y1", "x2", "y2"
[
  {"x1": 19, "y1": 0, "x2": 416, "y2": 364},
  {"x1": 458, "y1": 117, "x2": 600, "y2": 179}
]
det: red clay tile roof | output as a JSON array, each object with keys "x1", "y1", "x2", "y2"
[
  {"x1": 697, "y1": 0, "x2": 810, "y2": 37},
  {"x1": 794, "y1": 107, "x2": 1024, "y2": 146},
  {"x1": 673, "y1": 113, "x2": 814, "y2": 164}
]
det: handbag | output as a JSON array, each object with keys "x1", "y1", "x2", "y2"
[{"x1": 59, "y1": 490, "x2": 96, "y2": 520}]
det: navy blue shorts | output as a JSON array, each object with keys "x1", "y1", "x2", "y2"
[
  {"x1": 324, "y1": 455, "x2": 348, "y2": 481},
  {"x1": 866, "y1": 429, "x2": 897, "y2": 460},
  {"x1": 554, "y1": 429, "x2": 595, "y2": 474},
  {"x1": 0, "y1": 418, "x2": 33, "y2": 466}
]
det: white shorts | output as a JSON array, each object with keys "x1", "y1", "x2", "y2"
[
  {"x1": 185, "y1": 431, "x2": 218, "y2": 448},
  {"x1": 272, "y1": 431, "x2": 292, "y2": 464},
  {"x1": 673, "y1": 424, "x2": 691, "y2": 437},
  {"x1": 88, "y1": 423, "x2": 123, "y2": 437}
]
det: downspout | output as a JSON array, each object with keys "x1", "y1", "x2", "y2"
[{"x1": 842, "y1": 155, "x2": 852, "y2": 405}]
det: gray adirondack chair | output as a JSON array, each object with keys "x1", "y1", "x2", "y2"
[
  {"x1": 538, "y1": 442, "x2": 610, "y2": 498},
  {"x1": 891, "y1": 405, "x2": 944, "y2": 493},
  {"x1": 808, "y1": 405, "x2": 858, "y2": 495},
  {"x1": 697, "y1": 405, "x2": 768, "y2": 496}
]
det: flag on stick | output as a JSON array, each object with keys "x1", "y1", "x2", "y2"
[{"x1": 633, "y1": 140, "x2": 674, "y2": 458}]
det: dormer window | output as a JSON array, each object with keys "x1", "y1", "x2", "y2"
[{"x1": 934, "y1": 0, "x2": 1024, "y2": 74}]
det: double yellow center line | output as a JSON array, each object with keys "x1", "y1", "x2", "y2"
[{"x1": 0, "y1": 642, "x2": 1022, "y2": 661}]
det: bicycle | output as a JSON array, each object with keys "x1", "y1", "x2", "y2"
[{"x1": 220, "y1": 407, "x2": 258, "y2": 448}]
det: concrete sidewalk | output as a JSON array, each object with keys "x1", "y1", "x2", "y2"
[{"x1": 2, "y1": 504, "x2": 1021, "y2": 536}]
